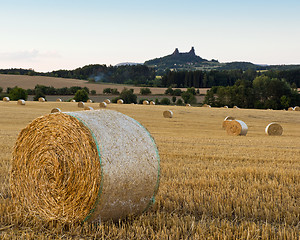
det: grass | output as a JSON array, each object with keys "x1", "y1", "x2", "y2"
[{"x1": 0, "y1": 101, "x2": 299, "y2": 239}]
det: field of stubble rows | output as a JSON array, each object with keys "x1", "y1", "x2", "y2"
[{"x1": 0, "y1": 101, "x2": 299, "y2": 239}]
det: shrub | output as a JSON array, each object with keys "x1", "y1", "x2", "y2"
[
  {"x1": 91, "y1": 90, "x2": 96, "y2": 95},
  {"x1": 9, "y1": 87, "x2": 28, "y2": 101},
  {"x1": 74, "y1": 89, "x2": 89, "y2": 102},
  {"x1": 120, "y1": 88, "x2": 137, "y2": 104},
  {"x1": 103, "y1": 88, "x2": 112, "y2": 94},
  {"x1": 176, "y1": 99, "x2": 184, "y2": 106},
  {"x1": 140, "y1": 87, "x2": 151, "y2": 95},
  {"x1": 160, "y1": 98, "x2": 171, "y2": 105}
]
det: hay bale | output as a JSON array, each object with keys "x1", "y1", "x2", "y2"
[
  {"x1": 10, "y1": 110, "x2": 160, "y2": 223},
  {"x1": 163, "y1": 110, "x2": 173, "y2": 118},
  {"x1": 71, "y1": 99, "x2": 76, "y2": 102},
  {"x1": 104, "y1": 99, "x2": 111, "y2": 104},
  {"x1": 150, "y1": 101, "x2": 155, "y2": 105},
  {"x1": 226, "y1": 120, "x2": 248, "y2": 136},
  {"x1": 87, "y1": 99, "x2": 93, "y2": 103},
  {"x1": 117, "y1": 99, "x2": 124, "y2": 104},
  {"x1": 99, "y1": 102, "x2": 107, "y2": 108},
  {"x1": 56, "y1": 98, "x2": 62, "y2": 102},
  {"x1": 38, "y1": 97, "x2": 45, "y2": 102},
  {"x1": 223, "y1": 106, "x2": 229, "y2": 108},
  {"x1": 17, "y1": 99, "x2": 25, "y2": 105},
  {"x1": 222, "y1": 116, "x2": 235, "y2": 129},
  {"x1": 288, "y1": 107, "x2": 294, "y2": 111},
  {"x1": 3, "y1": 97, "x2": 10, "y2": 102},
  {"x1": 84, "y1": 106, "x2": 94, "y2": 111},
  {"x1": 51, "y1": 108, "x2": 61, "y2": 113},
  {"x1": 294, "y1": 106, "x2": 300, "y2": 111},
  {"x1": 186, "y1": 104, "x2": 191, "y2": 107},
  {"x1": 143, "y1": 100, "x2": 149, "y2": 105},
  {"x1": 265, "y1": 122, "x2": 283, "y2": 136},
  {"x1": 233, "y1": 106, "x2": 239, "y2": 109},
  {"x1": 78, "y1": 102, "x2": 85, "y2": 108},
  {"x1": 202, "y1": 104, "x2": 211, "y2": 108},
  {"x1": 224, "y1": 116, "x2": 235, "y2": 121}
]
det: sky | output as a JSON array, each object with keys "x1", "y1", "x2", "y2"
[{"x1": 0, "y1": 0, "x2": 300, "y2": 72}]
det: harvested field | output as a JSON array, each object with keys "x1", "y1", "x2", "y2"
[{"x1": 0, "y1": 102, "x2": 299, "y2": 239}]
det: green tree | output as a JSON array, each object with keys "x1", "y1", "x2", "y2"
[
  {"x1": 0, "y1": 87, "x2": 2, "y2": 93},
  {"x1": 9, "y1": 87, "x2": 28, "y2": 101},
  {"x1": 119, "y1": 88, "x2": 137, "y2": 104},
  {"x1": 160, "y1": 98, "x2": 171, "y2": 105},
  {"x1": 181, "y1": 91, "x2": 196, "y2": 104},
  {"x1": 140, "y1": 87, "x2": 151, "y2": 95},
  {"x1": 91, "y1": 90, "x2": 96, "y2": 95},
  {"x1": 172, "y1": 96, "x2": 176, "y2": 103},
  {"x1": 103, "y1": 88, "x2": 112, "y2": 94},
  {"x1": 176, "y1": 98, "x2": 184, "y2": 106},
  {"x1": 33, "y1": 89, "x2": 46, "y2": 101},
  {"x1": 74, "y1": 89, "x2": 89, "y2": 102}
]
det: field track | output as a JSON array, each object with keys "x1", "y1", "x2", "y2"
[{"x1": 0, "y1": 101, "x2": 299, "y2": 239}]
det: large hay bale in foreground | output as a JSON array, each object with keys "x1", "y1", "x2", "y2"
[
  {"x1": 104, "y1": 99, "x2": 111, "y2": 104},
  {"x1": 38, "y1": 97, "x2": 45, "y2": 102},
  {"x1": 51, "y1": 108, "x2": 61, "y2": 113},
  {"x1": 143, "y1": 100, "x2": 149, "y2": 105},
  {"x1": 117, "y1": 99, "x2": 124, "y2": 104},
  {"x1": 17, "y1": 99, "x2": 25, "y2": 105},
  {"x1": 3, "y1": 97, "x2": 10, "y2": 102},
  {"x1": 265, "y1": 122, "x2": 283, "y2": 136},
  {"x1": 10, "y1": 110, "x2": 160, "y2": 223},
  {"x1": 99, "y1": 102, "x2": 107, "y2": 108},
  {"x1": 163, "y1": 110, "x2": 173, "y2": 118},
  {"x1": 226, "y1": 120, "x2": 248, "y2": 136},
  {"x1": 78, "y1": 102, "x2": 85, "y2": 108}
]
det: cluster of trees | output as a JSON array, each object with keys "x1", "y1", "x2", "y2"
[
  {"x1": 161, "y1": 69, "x2": 300, "y2": 88},
  {"x1": 0, "y1": 64, "x2": 156, "y2": 86},
  {"x1": 204, "y1": 76, "x2": 300, "y2": 109}
]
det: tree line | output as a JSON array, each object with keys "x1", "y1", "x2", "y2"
[
  {"x1": 161, "y1": 69, "x2": 300, "y2": 88},
  {"x1": 204, "y1": 76, "x2": 300, "y2": 110}
]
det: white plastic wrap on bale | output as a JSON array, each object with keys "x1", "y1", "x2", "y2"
[
  {"x1": 226, "y1": 120, "x2": 248, "y2": 136},
  {"x1": 99, "y1": 102, "x2": 107, "y2": 108},
  {"x1": 17, "y1": 99, "x2": 25, "y2": 105},
  {"x1": 66, "y1": 110, "x2": 160, "y2": 222},
  {"x1": 3, "y1": 97, "x2": 10, "y2": 102}
]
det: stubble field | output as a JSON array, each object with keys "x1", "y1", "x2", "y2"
[{"x1": 0, "y1": 101, "x2": 299, "y2": 239}]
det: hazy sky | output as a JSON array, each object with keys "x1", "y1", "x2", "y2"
[{"x1": 1, "y1": 0, "x2": 300, "y2": 72}]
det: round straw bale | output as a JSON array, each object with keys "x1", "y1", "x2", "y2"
[
  {"x1": 294, "y1": 106, "x2": 300, "y2": 111},
  {"x1": 265, "y1": 122, "x2": 283, "y2": 136},
  {"x1": 117, "y1": 99, "x2": 124, "y2": 104},
  {"x1": 51, "y1": 108, "x2": 61, "y2": 113},
  {"x1": 38, "y1": 97, "x2": 45, "y2": 102},
  {"x1": 150, "y1": 101, "x2": 155, "y2": 105},
  {"x1": 233, "y1": 106, "x2": 239, "y2": 109},
  {"x1": 226, "y1": 120, "x2": 248, "y2": 136},
  {"x1": 56, "y1": 98, "x2": 62, "y2": 102},
  {"x1": 99, "y1": 102, "x2": 107, "y2": 108},
  {"x1": 288, "y1": 107, "x2": 294, "y2": 111},
  {"x1": 223, "y1": 106, "x2": 228, "y2": 108},
  {"x1": 17, "y1": 99, "x2": 25, "y2": 105},
  {"x1": 222, "y1": 120, "x2": 231, "y2": 129},
  {"x1": 186, "y1": 104, "x2": 191, "y2": 107},
  {"x1": 222, "y1": 116, "x2": 235, "y2": 129},
  {"x1": 10, "y1": 110, "x2": 160, "y2": 223},
  {"x1": 3, "y1": 97, "x2": 10, "y2": 102},
  {"x1": 202, "y1": 104, "x2": 211, "y2": 108},
  {"x1": 224, "y1": 116, "x2": 235, "y2": 121},
  {"x1": 104, "y1": 99, "x2": 111, "y2": 104},
  {"x1": 87, "y1": 99, "x2": 93, "y2": 103},
  {"x1": 84, "y1": 106, "x2": 94, "y2": 111},
  {"x1": 78, "y1": 102, "x2": 85, "y2": 108},
  {"x1": 143, "y1": 100, "x2": 149, "y2": 105},
  {"x1": 71, "y1": 99, "x2": 76, "y2": 102},
  {"x1": 163, "y1": 110, "x2": 173, "y2": 118}
]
